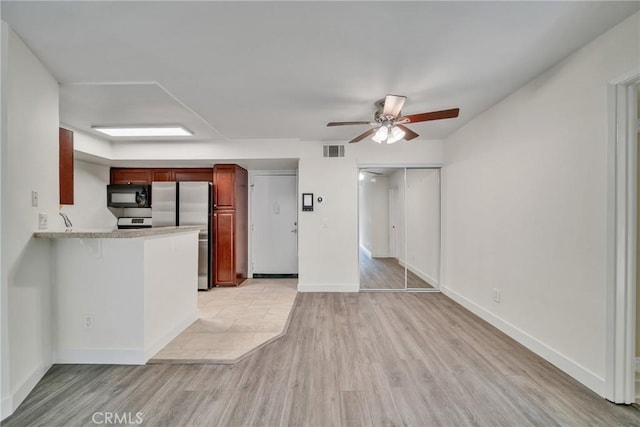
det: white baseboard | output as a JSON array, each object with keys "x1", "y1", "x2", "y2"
[
  {"x1": 55, "y1": 311, "x2": 198, "y2": 365},
  {"x1": 441, "y1": 284, "x2": 605, "y2": 397},
  {"x1": 2, "y1": 362, "x2": 52, "y2": 420},
  {"x1": 298, "y1": 283, "x2": 359, "y2": 292},
  {"x1": 144, "y1": 310, "x2": 197, "y2": 361},
  {"x1": 359, "y1": 244, "x2": 372, "y2": 259},
  {"x1": 370, "y1": 252, "x2": 390, "y2": 258},
  {"x1": 1, "y1": 394, "x2": 11, "y2": 421},
  {"x1": 55, "y1": 348, "x2": 146, "y2": 365},
  {"x1": 398, "y1": 260, "x2": 439, "y2": 287}
]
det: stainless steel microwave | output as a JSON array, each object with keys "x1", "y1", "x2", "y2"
[{"x1": 106, "y1": 184, "x2": 151, "y2": 208}]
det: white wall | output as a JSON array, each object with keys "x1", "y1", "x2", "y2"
[
  {"x1": 370, "y1": 176, "x2": 390, "y2": 258},
  {"x1": 298, "y1": 156, "x2": 360, "y2": 291},
  {"x1": 61, "y1": 158, "x2": 116, "y2": 230},
  {"x1": 51, "y1": 232, "x2": 198, "y2": 365},
  {"x1": 359, "y1": 174, "x2": 390, "y2": 258},
  {"x1": 390, "y1": 169, "x2": 405, "y2": 262},
  {"x1": 406, "y1": 169, "x2": 441, "y2": 286},
  {"x1": 380, "y1": 168, "x2": 441, "y2": 286},
  {"x1": 358, "y1": 176, "x2": 368, "y2": 251},
  {"x1": 1, "y1": 25, "x2": 59, "y2": 418},
  {"x1": 441, "y1": 12, "x2": 640, "y2": 396},
  {"x1": 66, "y1": 124, "x2": 113, "y2": 161}
]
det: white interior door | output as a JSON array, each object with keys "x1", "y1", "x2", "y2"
[{"x1": 251, "y1": 174, "x2": 298, "y2": 274}]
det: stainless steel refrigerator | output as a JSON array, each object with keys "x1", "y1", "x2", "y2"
[{"x1": 152, "y1": 181, "x2": 213, "y2": 290}]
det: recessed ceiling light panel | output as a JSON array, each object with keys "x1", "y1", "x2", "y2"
[{"x1": 92, "y1": 125, "x2": 193, "y2": 137}]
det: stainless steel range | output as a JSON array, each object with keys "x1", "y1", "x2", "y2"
[{"x1": 117, "y1": 217, "x2": 153, "y2": 229}]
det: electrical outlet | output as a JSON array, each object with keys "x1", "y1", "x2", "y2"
[
  {"x1": 31, "y1": 191, "x2": 38, "y2": 207},
  {"x1": 493, "y1": 288, "x2": 501, "y2": 303},
  {"x1": 38, "y1": 213, "x2": 48, "y2": 229},
  {"x1": 84, "y1": 316, "x2": 94, "y2": 329}
]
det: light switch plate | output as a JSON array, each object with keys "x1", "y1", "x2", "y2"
[
  {"x1": 31, "y1": 191, "x2": 38, "y2": 207},
  {"x1": 38, "y1": 212, "x2": 47, "y2": 229}
]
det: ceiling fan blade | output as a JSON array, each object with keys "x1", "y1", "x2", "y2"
[
  {"x1": 402, "y1": 108, "x2": 460, "y2": 123},
  {"x1": 349, "y1": 128, "x2": 377, "y2": 144},
  {"x1": 397, "y1": 124, "x2": 419, "y2": 141},
  {"x1": 327, "y1": 121, "x2": 371, "y2": 127},
  {"x1": 382, "y1": 95, "x2": 407, "y2": 118}
]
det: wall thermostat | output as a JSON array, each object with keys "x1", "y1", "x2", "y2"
[{"x1": 302, "y1": 193, "x2": 314, "y2": 211}]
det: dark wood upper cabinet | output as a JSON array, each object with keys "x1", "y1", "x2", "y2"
[
  {"x1": 152, "y1": 169, "x2": 174, "y2": 182},
  {"x1": 59, "y1": 128, "x2": 74, "y2": 205},
  {"x1": 110, "y1": 167, "x2": 214, "y2": 184},
  {"x1": 110, "y1": 168, "x2": 152, "y2": 185},
  {"x1": 173, "y1": 168, "x2": 214, "y2": 182},
  {"x1": 213, "y1": 164, "x2": 237, "y2": 209}
]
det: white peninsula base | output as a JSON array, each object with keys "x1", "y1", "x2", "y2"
[{"x1": 36, "y1": 227, "x2": 200, "y2": 365}]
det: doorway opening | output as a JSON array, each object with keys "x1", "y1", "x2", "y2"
[
  {"x1": 249, "y1": 172, "x2": 299, "y2": 278},
  {"x1": 358, "y1": 167, "x2": 441, "y2": 292}
]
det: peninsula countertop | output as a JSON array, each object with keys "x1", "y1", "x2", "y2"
[{"x1": 34, "y1": 225, "x2": 203, "y2": 239}]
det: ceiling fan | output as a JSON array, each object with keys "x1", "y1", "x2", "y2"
[{"x1": 327, "y1": 94, "x2": 459, "y2": 144}]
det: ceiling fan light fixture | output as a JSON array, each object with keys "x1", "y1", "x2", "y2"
[
  {"x1": 92, "y1": 125, "x2": 193, "y2": 137},
  {"x1": 327, "y1": 94, "x2": 459, "y2": 145},
  {"x1": 387, "y1": 126, "x2": 405, "y2": 144},
  {"x1": 373, "y1": 125, "x2": 389, "y2": 143}
]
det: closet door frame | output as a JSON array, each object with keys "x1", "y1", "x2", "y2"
[{"x1": 357, "y1": 163, "x2": 442, "y2": 292}]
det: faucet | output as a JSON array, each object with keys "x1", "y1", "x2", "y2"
[{"x1": 59, "y1": 212, "x2": 72, "y2": 230}]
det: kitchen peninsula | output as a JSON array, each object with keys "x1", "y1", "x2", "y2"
[{"x1": 35, "y1": 226, "x2": 201, "y2": 365}]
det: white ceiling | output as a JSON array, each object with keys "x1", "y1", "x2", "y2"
[{"x1": 2, "y1": 1, "x2": 638, "y2": 143}]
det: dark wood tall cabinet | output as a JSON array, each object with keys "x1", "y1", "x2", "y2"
[
  {"x1": 59, "y1": 128, "x2": 74, "y2": 205},
  {"x1": 213, "y1": 164, "x2": 248, "y2": 286}
]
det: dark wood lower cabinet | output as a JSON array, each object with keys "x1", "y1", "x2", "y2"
[{"x1": 213, "y1": 211, "x2": 235, "y2": 285}]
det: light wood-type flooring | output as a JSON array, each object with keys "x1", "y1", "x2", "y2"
[
  {"x1": 3, "y1": 292, "x2": 639, "y2": 426},
  {"x1": 359, "y1": 248, "x2": 433, "y2": 290},
  {"x1": 149, "y1": 279, "x2": 297, "y2": 363}
]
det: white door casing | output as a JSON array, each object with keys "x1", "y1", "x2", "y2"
[
  {"x1": 251, "y1": 173, "x2": 298, "y2": 274},
  {"x1": 606, "y1": 73, "x2": 639, "y2": 404}
]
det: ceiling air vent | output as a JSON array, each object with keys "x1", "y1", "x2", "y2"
[{"x1": 323, "y1": 145, "x2": 345, "y2": 158}]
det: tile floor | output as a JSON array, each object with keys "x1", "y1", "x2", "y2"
[{"x1": 149, "y1": 278, "x2": 298, "y2": 364}]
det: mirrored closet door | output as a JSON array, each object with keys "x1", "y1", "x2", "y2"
[{"x1": 358, "y1": 167, "x2": 440, "y2": 291}]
